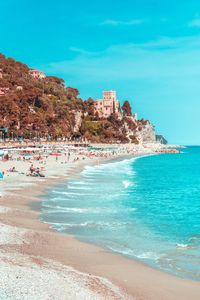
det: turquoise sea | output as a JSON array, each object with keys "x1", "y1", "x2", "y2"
[{"x1": 40, "y1": 146, "x2": 200, "y2": 281}]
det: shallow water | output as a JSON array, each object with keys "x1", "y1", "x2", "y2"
[{"x1": 40, "y1": 147, "x2": 200, "y2": 281}]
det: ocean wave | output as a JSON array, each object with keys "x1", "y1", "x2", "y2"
[
  {"x1": 67, "y1": 185, "x2": 93, "y2": 190},
  {"x1": 122, "y1": 180, "x2": 133, "y2": 189},
  {"x1": 69, "y1": 181, "x2": 92, "y2": 185},
  {"x1": 44, "y1": 220, "x2": 133, "y2": 230},
  {"x1": 176, "y1": 243, "x2": 194, "y2": 249},
  {"x1": 188, "y1": 235, "x2": 200, "y2": 242},
  {"x1": 43, "y1": 206, "x2": 91, "y2": 213},
  {"x1": 51, "y1": 190, "x2": 97, "y2": 196},
  {"x1": 51, "y1": 190, "x2": 69, "y2": 195},
  {"x1": 82, "y1": 158, "x2": 135, "y2": 175},
  {"x1": 108, "y1": 246, "x2": 162, "y2": 261},
  {"x1": 42, "y1": 205, "x2": 137, "y2": 214},
  {"x1": 136, "y1": 251, "x2": 162, "y2": 260}
]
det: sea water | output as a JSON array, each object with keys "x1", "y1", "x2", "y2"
[{"x1": 40, "y1": 146, "x2": 200, "y2": 281}]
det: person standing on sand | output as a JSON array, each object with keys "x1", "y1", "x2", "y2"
[
  {"x1": 68, "y1": 152, "x2": 70, "y2": 161},
  {"x1": 64, "y1": 152, "x2": 67, "y2": 163},
  {"x1": 29, "y1": 164, "x2": 35, "y2": 174},
  {"x1": 0, "y1": 171, "x2": 4, "y2": 198}
]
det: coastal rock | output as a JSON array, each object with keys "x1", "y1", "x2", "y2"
[{"x1": 135, "y1": 121, "x2": 156, "y2": 143}]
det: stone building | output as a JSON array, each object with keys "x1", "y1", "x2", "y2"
[{"x1": 94, "y1": 90, "x2": 120, "y2": 118}]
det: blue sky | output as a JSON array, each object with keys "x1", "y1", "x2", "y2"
[{"x1": 1, "y1": 0, "x2": 200, "y2": 144}]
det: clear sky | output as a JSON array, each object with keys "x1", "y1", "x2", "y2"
[{"x1": 1, "y1": 0, "x2": 200, "y2": 144}]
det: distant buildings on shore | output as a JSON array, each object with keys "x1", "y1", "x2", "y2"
[{"x1": 94, "y1": 90, "x2": 120, "y2": 118}]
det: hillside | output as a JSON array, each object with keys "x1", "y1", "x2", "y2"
[{"x1": 0, "y1": 53, "x2": 155, "y2": 143}]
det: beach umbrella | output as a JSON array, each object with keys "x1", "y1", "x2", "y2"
[{"x1": 51, "y1": 153, "x2": 62, "y2": 156}]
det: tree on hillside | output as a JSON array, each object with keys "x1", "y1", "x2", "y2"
[{"x1": 121, "y1": 100, "x2": 132, "y2": 116}]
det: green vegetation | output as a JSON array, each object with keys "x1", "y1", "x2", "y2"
[{"x1": 0, "y1": 53, "x2": 151, "y2": 143}]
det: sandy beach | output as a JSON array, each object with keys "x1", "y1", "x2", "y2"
[{"x1": 0, "y1": 143, "x2": 199, "y2": 300}]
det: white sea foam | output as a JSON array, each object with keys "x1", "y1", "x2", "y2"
[
  {"x1": 69, "y1": 181, "x2": 92, "y2": 185},
  {"x1": 42, "y1": 205, "x2": 137, "y2": 214},
  {"x1": 108, "y1": 246, "x2": 161, "y2": 261},
  {"x1": 52, "y1": 190, "x2": 67, "y2": 195},
  {"x1": 136, "y1": 251, "x2": 162, "y2": 260},
  {"x1": 176, "y1": 243, "x2": 190, "y2": 249},
  {"x1": 122, "y1": 180, "x2": 133, "y2": 189},
  {"x1": 82, "y1": 157, "x2": 136, "y2": 177},
  {"x1": 44, "y1": 220, "x2": 132, "y2": 230},
  {"x1": 43, "y1": 207, "x2": 91, "y2": 213},
  {"x1": 51, "y1": 190, "x2": 83, "y2": 196},
  {"x1": 67, "y1": 185, "x2": 93, "y2": 190}
]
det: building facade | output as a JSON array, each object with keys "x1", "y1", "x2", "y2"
[
  {"x1": 29, "y1": 69, "x2": 46, "y2": 79},
  {"x1": 94, "y1": 90, "x2": 120, "y2": 118}
]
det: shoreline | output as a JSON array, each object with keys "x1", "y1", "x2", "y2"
[{"x1": 0, "y1": 148, "x2": 200, "y2": 299}]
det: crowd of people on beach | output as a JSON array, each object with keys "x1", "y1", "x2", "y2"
[
  {"x1": 0, "y1": 144, "x2": 129, "y2": 179},
  {"x1": 0, "y1": 142, "x2": 177, "y2": 188}
]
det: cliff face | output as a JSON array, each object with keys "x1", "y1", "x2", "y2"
[
  {"x1": 0, "y1": 53, "x2": 156, "y2": 144},
  {"x1": 135, "y1": 121, "x2": 156, "y2": 143},
  {"x1": 72, "y1": 110, "x2": 83, "y2": 133}
]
